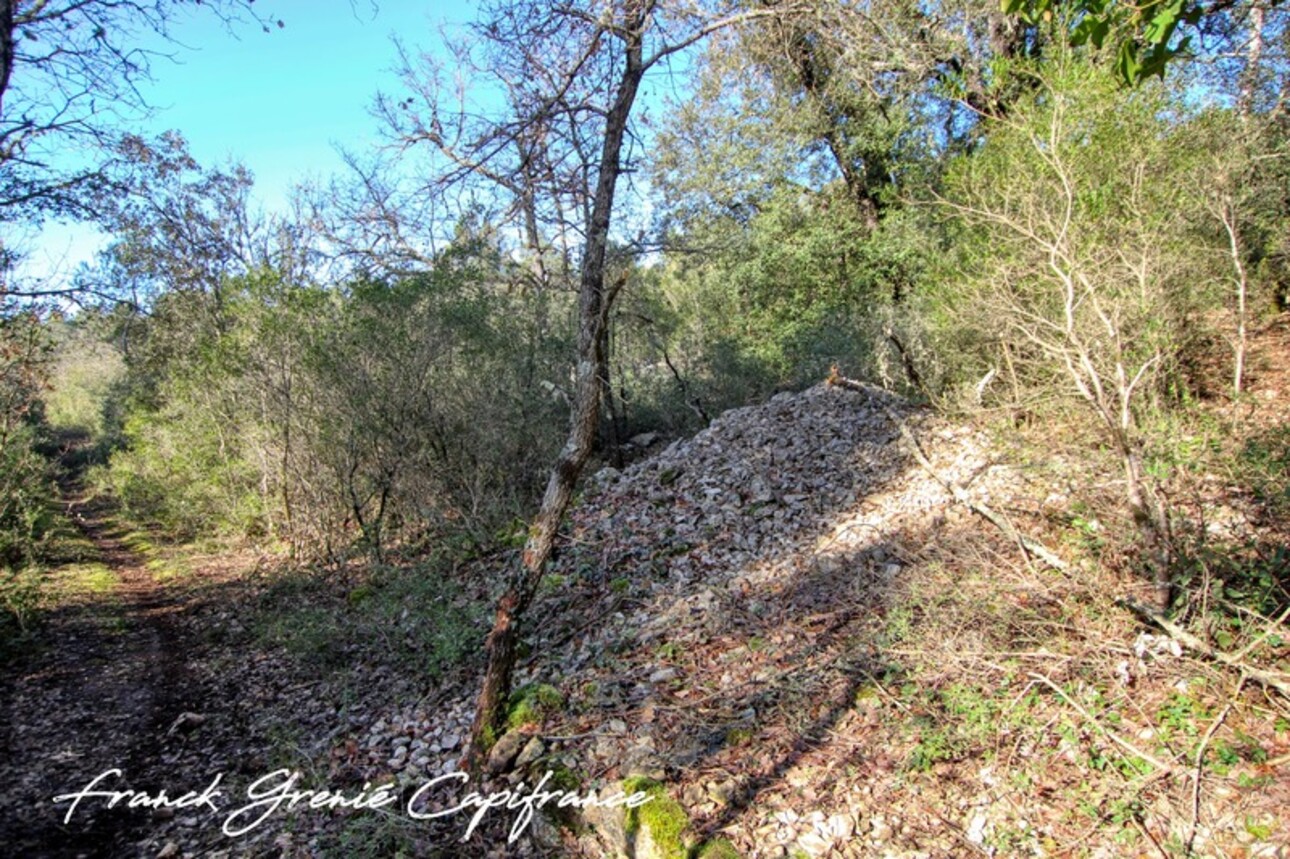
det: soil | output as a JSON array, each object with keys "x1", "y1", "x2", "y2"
[{"x1": 0, "y1": 485, "x2": 203, "y2": 857}]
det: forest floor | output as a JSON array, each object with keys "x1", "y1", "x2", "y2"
[
  {"x1": 1, "y1": 318, "x2": 1288, "y2": 859},
  {"x1": 0, "y1": 471, "x2": 196, "y2": 856}
]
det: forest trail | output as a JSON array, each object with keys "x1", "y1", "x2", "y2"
[{"x1": 0, "y1": 449, "x2": 201, "y2": 857}]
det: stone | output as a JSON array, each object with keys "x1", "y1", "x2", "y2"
[
  {"x1": 710, "y1": 779, "x2": 743, "y2": 809},
  {"x1": 796, "y1": 831, "x2": 832, "y2": 856},
  {"x1": 486, "y1": 730, "x2": 529, "y2": 774},
  {"x1": 514, "y1": 736, "x2": 546, "y2": 769},
  {"x1": 825, "y1": 813, "x2": 855, "y2": 840}
]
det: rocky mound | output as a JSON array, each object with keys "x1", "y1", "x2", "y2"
[
  {"x1": 350, "y1": 382, "x2": 1022, "y2": 857},
  {"x1": 328, "y1": 378, "x2": 1290, "y2": 858},
  {"x1": 507, "y1": 383, "x2": 1022, "y2": 856}
]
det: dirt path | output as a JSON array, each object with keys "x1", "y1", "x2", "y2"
[{"x1": 0, "y1": 489, "x2": 199, "y2": 858}]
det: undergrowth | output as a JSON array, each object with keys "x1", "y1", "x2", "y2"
[
  {"x1": 869, "y1": 401, "x2": 1290, "y2": 856},
  {"x1": 252, "y1": 560, "x2": 485, "y2": 678}
]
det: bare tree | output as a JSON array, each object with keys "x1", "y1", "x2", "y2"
[
  {"x1": 939, "y1": 63, "x2": 1217, "y2": 610},
  {"x1": 1, "y1": 0, "x2": 279, "y2": 217},
  {"x1": 0, "y1": 0, "x2": 282, "y2": 307},
  {"x1": 87, "y1": 133, "x2": 271, "y2": 313},
  {"x1": 375, "y1": 0, "x2": 804, "y2": 768}
]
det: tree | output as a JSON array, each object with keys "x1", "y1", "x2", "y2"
[
  {"x1": 655, "y1": 1, "x2": 1047, "y2": 233},
  {"x1": 1005, "y1": 0, "x2": 1287, "y2": 85},
  {"x1": 0, "y1": 0, "x2": 279, "y2": 297},
  {"x1": 937, "y1": 59, "x2": 1228, "y2": 609},
  {"x1": 376, "y1": 0, "x2": 806, "y2": 768},
  {"x1": 86, "y1": 132, "x2": 297, "y2": 318}
]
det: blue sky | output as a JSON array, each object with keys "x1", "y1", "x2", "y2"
[
  {"x1": 26, "y1": 0, "x2": 477, "y2": 281},
  {"x1": 139, "y1": 1, "x2": 476, "y2": 208}
]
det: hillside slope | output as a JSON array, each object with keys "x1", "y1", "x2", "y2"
[{"x1": 372, "y1": 380, "x2": 1287, "y2": 857}]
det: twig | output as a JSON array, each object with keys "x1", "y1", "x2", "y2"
[
  {"x1": 541, "y1": 729, "x2": 624, "y2": 742},
  {"x1": 857, "y1": 670, "x2": 913, "y2": 714},
  {"x1": 1232, "y1": 603, "x2": 1290, "y2": 662},
  {"x1": 1133, "y1": 815, "x2": 1171, "y2": 859},
  {"x1": 1186, "y1": 681, "x2": 1239, "y2": 855},
  {"x1": 827, "y1": 370, "x2": 1071, "y2": 573},
  {"x1": 910, "y1": 796, "x2": 994, "y2": 857},
  {"x1": 1120, "y1": 598, "x2": 1290, "y2": 700}
]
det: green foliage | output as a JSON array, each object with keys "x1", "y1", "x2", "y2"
[
  {"x1": 642, "y1": 185, "x2": 928, "y2": 407},
  {"x1": 1240, "y1": 424, "x2": 1290, "y2": 516},
  {"x1": 42, "y1": 317, "x2": 126, "y2": 438},
  {"x1": 694, "y1": 838, "x2": 742, "y2": 859},
  {"x1": 99, "y1": 399, "x2": 267, "y2": 540},
  {"x1": 1157, "y1": 690, "x2": 1208, "y2": 739},
  {"x1": 901, "y1": 678, "x2": 1037, "y2": 772},
  {"x1": 1003, "y1": 0, "x2": 1207, "y2": 84},
  {"x1": 0, "y1": 562, "x2": 43, "y2": 647},
  {"x1": 95, "y1": 230, "x2": 574, "y2": 559},
  {"x1": 0, "y1": 422, "x2": 55, "y2": 567},
  {"x1": 321, "y1": 813, "x2": 419, "y2": 859},
  {"x1": 1243, "y1": 818, "x2": 1274, "y2": 841},
  {"x1": 67, "y1": 563, "x2": 118, "y2": 594},
  {"x1": 920, "y1": 48, "x2": 1287, "y2": 556},
  {"x1": 0, "y1": 311, "x2": 57, "y2": 639}
]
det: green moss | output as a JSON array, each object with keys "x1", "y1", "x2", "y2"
[
  {"x1": 496, "y1": 519, "x2": 529, "y2": 548},
  {"x1": 145, "y1": 556, "x2": 190, "y2": 582},
  {"x1": 120, "y1": 530, "x2": 158, "y2": 555},
  {"x1": 540, "y1": 761, "x2": 587, "y2": 833},
  {"x1": 622, "y1": 777, "x2": 689, "y2": 859},
  {"x1": 547, "y1": 761, "x2": 581, "y2": 793},
  {"x1": 853, "y1": 683, "x2": 880, "y2": 705},
  {"x1": 506, "y1": 683, "x2": 565, "y2": 730},
  {"x1": 724, "y1": 727, "x2": 754, "y2": 747},
  {"x1": 347, "y1": 584, "x2": 375, "y2": 605},
  {"x1": 694, "y1": 839, "x2": 742, "y2": 859},
  {"x1": 610, "y1": 576, "x2": 630, "y2": 593}
]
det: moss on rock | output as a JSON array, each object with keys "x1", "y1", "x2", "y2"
[
  {"x1": 506, "y1": 683, "x2": 565, "y2": 730},
  {"x1": 622, "y1": 777, "x2": 690, "y2": 859}
]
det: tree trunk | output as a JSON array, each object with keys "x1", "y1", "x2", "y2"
[
  {"x1": 1220, "y1": 196, "x2": 1250, "y2": 396},
  {"x1": 1121, "y1": 442, "x2": 1172, "y2": 612},
  {"x1": 0, "y1": 0, "x2": 15, "y2": 116},
  {"x1": 464, "y1": 12, "x2": 647, "y2": 773},
  {"x1": 1238, "y1": 2, "x2": 1266, "y2": 118}
]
